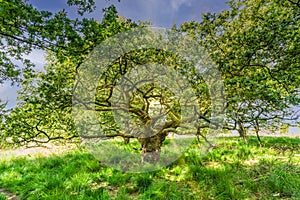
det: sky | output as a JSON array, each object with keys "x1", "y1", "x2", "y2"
[
  {"x1": 28, "y1": 0, "x2": 229, "y2": 27},
  {"x1": 0, "y1": 0, "x2": 229, "y2": 108}
]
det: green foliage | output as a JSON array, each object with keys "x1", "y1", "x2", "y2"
[
  {"x1": 0, "y1": 193, "x2": 7, "y2": 200},
  {"x1": 66, "y1": 0, "x2": 121, "y2": 16},
  {"x1": 1, "y1": 0, "x2": 300, "y2": 149},
  {"x1": 0, "y1": 4, "x2": 137, "y2": 146},
  {"x1": 181, "y1": 0, "x2": 300, "y2": 137},
  {"x1": 67, "y1": 0, "x2": 96, "y2": 15}
]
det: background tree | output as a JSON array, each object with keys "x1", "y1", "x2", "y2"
[
  {"x1": 0, "y1": 0, "x2": 99, "y2": 116},
  {"x1": 0, "y1": 0, "x2": 98, "y2": 83},
  {"x1": 181, "y1": 0, "x2": 300, "y2": 142},
  {"x1": 0, "y1": 4, "x2": 137, "y2": 146}
]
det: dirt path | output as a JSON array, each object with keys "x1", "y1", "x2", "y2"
[
  {"x1": 0, "y1": 143, "x2": 77, "y2": 160},
  {"x1": 0, "y1": 188, "x2": 19, "y2": 200}
]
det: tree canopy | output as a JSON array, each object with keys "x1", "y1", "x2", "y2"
[
  {"x1": 181, "y1": 0, "x2": 300, "y2": 141},
  {"x1": 1, "y1": 1, "x2": 137, "y2": 146},
  {"x1": 0, "y1": 0, "x2": 299, "y2": 163}
]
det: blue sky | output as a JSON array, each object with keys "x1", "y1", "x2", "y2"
[
  {"x1": 0, "y1": 0, "x2": 228, "y2": 108},
  {"x1": 28, "y1": 0, "x2": 228, "y2": 27}
]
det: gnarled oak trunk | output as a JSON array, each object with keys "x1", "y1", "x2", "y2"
[{"x1": 137, "y1": 132, "x2": 167, "y2": 164}]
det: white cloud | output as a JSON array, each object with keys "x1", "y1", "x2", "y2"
[
  {"x1": 24, "y1": 49, "x2": 46, "y2": 71},
  {"x1": 105, "y1": 0, "x2": 228, "y2": 28},
  {"x1": 170, "y1": 0, "x2": 192, "y2": 12}
]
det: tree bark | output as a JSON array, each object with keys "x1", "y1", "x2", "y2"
[
  {"x1": 137, "y1": 132, "x2": 167, "y2": 164},
  {"x1": 254, "y1": 123, "x2": 262, "y2": 146},
  {"x1": 255, "y1": 129, "x2": 262, "y2": 146},
  {"x1": 123, "y1": 137, "x2": 130, "y2": 144},
  {"x1": 237, "y1": 120, "x2": 248, "y2": 144}
]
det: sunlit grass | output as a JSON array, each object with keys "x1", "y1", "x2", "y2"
[
  {"x1": 0, "y1": 136, "x2": 299, "y2": 199},
  {"x1": 0, "y1": 193, "x2": 7, "y2": 200}
]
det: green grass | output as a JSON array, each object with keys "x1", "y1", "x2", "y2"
[
  {"x1": 0, "y1": 193, "x2": 8, "y2": 200},
  {"x1": 0, "y1": 136, "x2": 299, "y2": 199}
]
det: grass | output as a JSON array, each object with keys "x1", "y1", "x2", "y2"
[
  {"x1": 0, "y1": 193, "x2": 8, "y2": 200},
  {"x1": 0, "y1": 136, "x2": 299, "y2": 199}
]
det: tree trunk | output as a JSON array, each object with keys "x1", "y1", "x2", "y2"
[
  {"x1": 255, "y1": 129, "x2": 261, "y2": 147},
  {"x1": 123, "y1": 137, "x2": 130, "y2": 144},
  {"x1": 137, "y1": 132, "x2": 167, "y2": 164},
  {"x1": 254, "y1": 124, "x2": 262, "y2": 147},
  {"x1": 237, "y1": 120, "x2": 248, "y2": 144}
]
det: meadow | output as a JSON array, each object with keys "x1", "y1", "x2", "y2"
[{"x1": 0, "y1": 136, "x2": 299, "y2": 200}]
